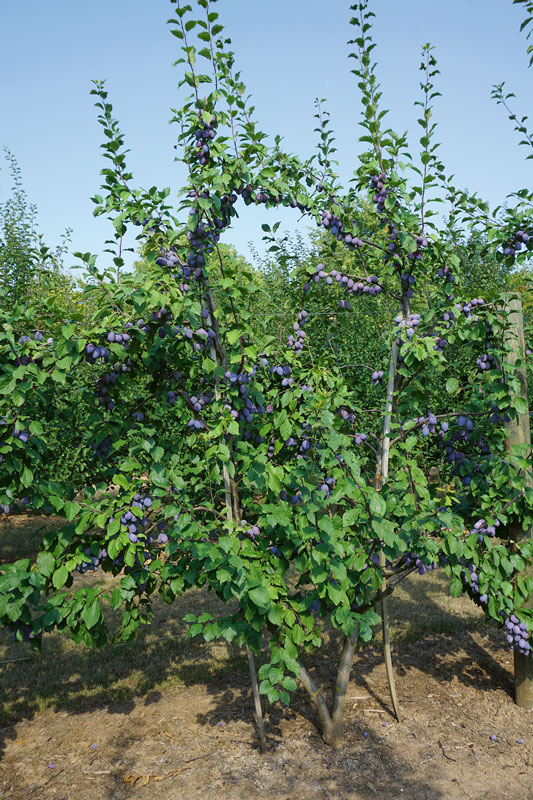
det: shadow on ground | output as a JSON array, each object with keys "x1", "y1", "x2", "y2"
[{"x1": 0, "y1": 520, "x2": 517, "y2": 799}]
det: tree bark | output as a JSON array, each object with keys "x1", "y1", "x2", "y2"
[{"x1": 329, "y1": 624, "x2": 360, "y2": 745}]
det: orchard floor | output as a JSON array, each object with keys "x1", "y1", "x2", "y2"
[{"x1": 0, "y1": 516, "x2": 532, "y2": 800}]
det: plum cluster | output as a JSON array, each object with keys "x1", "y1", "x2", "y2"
[
  {"x1": 11, "y1": 429, "x2": 30, "y2": 444},
  {"x1": 476, "y1": 352, "x2": 499, "y2": 372},
  {"x1": 403, "y1": 552, "x2": 438, "y2": 575},
  {"x1": 239, "y1": 187, "x2": 271, "y2": 206},
  {"x1": 299, "y1": 436, "x2": 312, "y2": 457},
  {"x1": 0, "y1": 503, "x2": 11, "y2": 515},
  {"x1": 332, "y1": 268, "x2": 383, "y2": 297},
  {"x1": 371, "y1": 370, "x2": 384, "y2": 387},
  {"x1": 85, "y1": 342, "x2": 109, "y2": 364},
  {"x1": 319, "y1": 476, "x2": 335, "y2": 497},
  {"x1": 270, "y1": 364, "x2": 293, "y2": 388},
  {"x1": 502, "y1": 229, "x2": 530, "y2": 256},
  {"x1": 151, "y1": 306, "x2": 172, "y2": 336},
  {"x1": 319, "y1": 210, "x2": 348, "y2": 241},
  {"x1": 187, "y1": 416, "x2": 206, "y2": 430},
  {"x1": 339, "y1": 407, "x2": 356, "y2": 424},
  {"x1": 287, "y1": 310, "x2": 308, "y2": 352},
  {"x1": 167, "y1": 322, "x2": 214, "y2": 353},
  {"x1": 437, "y1": 265, "x2": 455, "y2": 284},
  {"x1": 384, "y1": 225, "x2": 398, "y2": 258},
  {"x1": 290, "y1": 490, "x2": 303, "y2": 505},
  {"x1": 418, "y1": 413, "x2": 448, "y2": 437},
  {"x1": 406, "y1": 235, "x2": 429, "y2": 264},
  {"x1": 134, "y1": 317, "x2": 152, "y2": 334},
  {"x1": 469, "y1": 518, "x2": 500, "y2": 542},
  {"x1": 369, "y1": 173, "x2": 390, "y2": 214},
  {"x1": 240, "y1": 520, "x2": 261, "y2": 540},
  {"x1": 94, "y1": 359, "x2": 134, "y2": 412},
  {"x1": 116, "y1": 493, "x2": 154, "y2": 544},
  {"x1": 265, "y1": 436, "x2": 277, "y2": 459},
  {"x1": 85, "y1": 343, "x2": 110, "y2": 363},
  {"x1": 400, "y1": 272, "x2": 416, "y2": 298},
  {"x1": 440, "y1": 417, "x2": 482, "y2": 485},
  {"x1": 8, "y1": 622, "x2": 40, "y2": 643},
  {"x1": 433, "y1": 336, "x2": 448, "y2": 353},
  {"x1": 457, "y1": 298, "x2": 484, "y2": 318},
  {"x1": 460, "y1": 564, "x2": 531, "y2": 656},
  {"x1": 441, "y1": 309, "x2": 456, "y2": 328},
  {"x1": 106, "y1": 331, "x2": 131, "y2": 347},
  {"x1": 395, "y1": 312, "x2": 421, "y2": 340},
  {"x1": 278, "y1": 487, "x2": 304, "y2": 506},
  {"x1": 461, "y1": 562, "x2": 484, "y2": 598},
  {"x1": 15, "y1": 331, "x2": 53, "y2": 366},
  {"x1": 456, "y1": 415, "x2": 474, "y2": 432},
  {"x1": 18, "y1": 331, "x2": 53, "y2": 345},
  {"x1": 310, "y1": 265, "x2": 383, "y2": 301},
  {"x1": 222, "y1": 367, "x2": 269, "y2": 427},
  {"x1": 155, "y1": 246, "x2": 180, "y2": 270},
  {"x1": 154, "y1": 519, "x2": 169, "y2": 545},
  {"x1": 443, "y1": 442, "x2": 471, "y2": 472},
  {"x1": 490, "y1": 404, "x2": 511, "y2": 425},
  {"x1": 185, "y1": 211, "x2": 225, "y2": 279},
  {"x1": 90, "y1": 435, "x2": 113, "y2": 461},
  {"x1": 504, "y1": 614, "x2": 531, "y2": 656},
  {"x1": 338, "y1": 408, "x2": 369, "y2": 447},
  {"x1": 75, "y1": 546, "x2": 108, "y2": 574},
  {"x1": 194, "y1": 112, "x2": 217, "y2": 166}
]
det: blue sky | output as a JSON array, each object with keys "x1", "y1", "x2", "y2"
[{"x1": 1, "y1": 0, "x2": 532, "y2": 274}]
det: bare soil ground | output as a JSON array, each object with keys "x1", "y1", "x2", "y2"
[{"x1": 0, "y1": 516, "x2": 531, "y2": 800}]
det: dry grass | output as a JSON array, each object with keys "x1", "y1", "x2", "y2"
[{"x1": 0, "y1": 515, "x2": 488, "y2": 726}]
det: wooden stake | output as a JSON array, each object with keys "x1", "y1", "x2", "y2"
[
  {"x1": 503, "y1": 294, "x2": 533, "y2": 708},
  {"x1": 247, "y1": 647, "x2": 268, "y2": 752},
  {"x1": 376, "y1": 333, "x2": 401, "y2": 722}
]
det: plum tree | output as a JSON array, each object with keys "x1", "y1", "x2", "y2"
[{"x1": 0, "y1": 0, "x2": 532, "y2": 749}]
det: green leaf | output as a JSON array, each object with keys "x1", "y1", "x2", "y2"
[
  {"x1": 227, "y1": 329, "x2": 240, "y2": 345},
  {"x1": 63, "y1": 502, "x2": 81, "y2": 522},
  {"x1": 446, "y1": 378, "x2": 459, "y2": 395},
  {"x1": 36, "y1": 552, "x2": 55, "y2": 577},
  {"x1": 449, "y1": 577, "x2": 462, "y2": 597},
  {"x1": 280, "y1": 675, "x2": 297, "y2": 691},
  {"x1": 52, "y1": 565, "x2": 69, "y2": 589},
  {"x1": 370, "y1": 493, "x2": 386, "y2": 517},
  {"x1": 81, "y1": 599, "x2": 101, "y2": 629},
  {"x1": 249, "y1": 586, "x2": 270, "y2": 609},
  {"x1": 20, "y1": 466, "x2": 33, "y2": 488},
  {"x1": 515, "y1": 396, "x2": 529, "y2": 413},
  {"x1": 267, "y1": 605, "x2": 284, "y2": 626},
  {"x1": 119, "y1": 458, "x2": 141, "y2": 472}
]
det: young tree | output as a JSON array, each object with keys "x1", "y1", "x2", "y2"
[{"x1": 0, "y1": 0, "x2": 532, "y2": 750}]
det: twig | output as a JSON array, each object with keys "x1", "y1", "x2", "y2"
[
  {"x1": 438, "y1": 740, "x2": 456, "y2": 761},
  {"x1": 29, "y1": 769, "x2": 65, "y2": 795}
]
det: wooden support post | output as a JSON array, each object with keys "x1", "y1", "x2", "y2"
[
  {"x1": 503, "y1": 293, "x2": 533, "y2": 708},
  {"x1": 247, "y1": 646, "x2": 268, "y2": 752},
  {"x1": 375, "y1": 335, "x2": 401, "y2": 722}
]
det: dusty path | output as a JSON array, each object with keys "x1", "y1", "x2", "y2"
[{"x1": 0, "y1": 630, "x2": 531, "y2": 800}]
